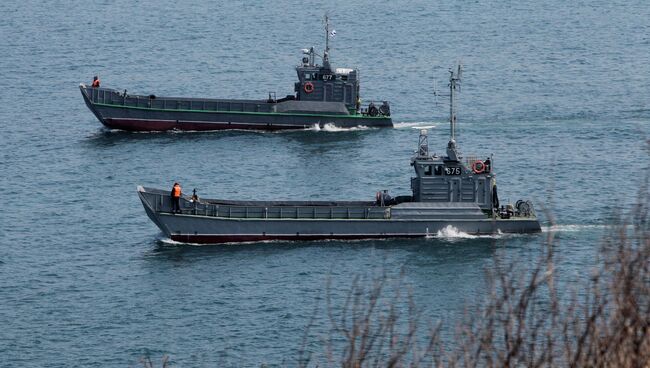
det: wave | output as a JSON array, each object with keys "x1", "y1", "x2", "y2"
[
  {"x1": 156, "y1": 237, "x2": 202, "y2": 246},
  {"x1": 308, "y1": 123, "x2": 371, "y2": 132},
  {"x1": 541, "y1": 224, "x2": 610, "y2": 233},
  {"x1": 426, "y1": 225, "x2": 509, "y2": 240},
  {"x1": 157, "y1": 236, "x2": 259, "y2": 246},
  {"x1": 393, "y1": 122, "x2": 438, "y2": 130}
]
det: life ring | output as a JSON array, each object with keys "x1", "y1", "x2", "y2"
[
  {"x1": 303, "y1": 82, "x2": 314, "y2": 94},
  {"x1": 472, "y1": 160, "x2": 485, "y2": 174}
]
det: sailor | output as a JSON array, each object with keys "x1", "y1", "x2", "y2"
[
  {"x1": 91, "y1": 76, "x2": 100, "y2": 88},
  {"x1": 484, "y1": 157, "x2": 491, "y2": 173},
  {"x1": 382, "y1": 190, "x2": 393, "y2": 206},
  {"x1": 171, "y1": 182, "x2": 182, "y2": 213},
  {"x1": 356, "y1": 96, "x2": 361, "y2": 113}
]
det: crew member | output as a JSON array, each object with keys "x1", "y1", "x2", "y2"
[
  {"x1": 171, "y1": 182, "x2": 182, "y2": 213},
  {"x1": 91, "y1": 76, "x2": 100, "y2": 88},
  {"x1": 484, "y1": 157, "x2": 491, "y2": 173},
  {"x1": 356, "y1": 96, "x2": 361, "y2": 113}
]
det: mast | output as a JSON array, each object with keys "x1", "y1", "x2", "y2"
[
  {"x1": 446, "y1": 64, "x2": 462, "y2": 162},
  {"x1": 323, "y1": 15, "x2": 331, "y2": 69},
  {"x1": 449, "y1": 64, "x2": 461, "y2": 142}
]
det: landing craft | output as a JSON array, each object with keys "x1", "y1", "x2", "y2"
[
  {"x1": 80, "y1": 16, "x2": 392, "y2": 131},
  {"x1": 137, "y1": 65, "x2": 541, "y2": 243}
]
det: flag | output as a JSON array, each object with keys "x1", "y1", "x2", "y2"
[{"x1": 330, "y1": 29, "x2": 336, "y2": 38}]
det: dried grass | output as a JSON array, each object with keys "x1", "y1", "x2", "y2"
[{"x1": 309, "y1": 185, "x2": 649, "y2": 368}]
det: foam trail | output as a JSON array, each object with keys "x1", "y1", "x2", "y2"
[
  {"x1": 307, "y1": 123, "x2": 370, "y2": 132},
  {"x1": 435, "y1": 225, "x2": 478, "y2": 239},
  {"x1": 393, "y1": 122, "x2": 438, "y2": 129},
  {"x1": 157, "y1": 237, "x2": 199, "y2": 246},
  {"x1": 541, "y1": 224, "x2": 610, "y2": 233},
  {"x1": 426, "y1": 225, "x2": 512, "y2": 241}
]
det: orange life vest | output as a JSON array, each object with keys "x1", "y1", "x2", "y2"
[
  {"x1": 172, "y1": 185, "x2": 181, "y2": 197},
  {"x1": 91, "y1": 79, "x2": 100, "y2": 87}
]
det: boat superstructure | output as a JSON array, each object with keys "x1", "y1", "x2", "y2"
[
  {"x1": 137, "y1": 65, "x2": 540, "y2": 243},
  {"x1": 80, "y1": 16, "x2": 392, "y2": 131}
]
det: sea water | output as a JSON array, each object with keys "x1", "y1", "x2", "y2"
[{"x1": 1, "y1": 0, "x2": 649, "y2": 365}]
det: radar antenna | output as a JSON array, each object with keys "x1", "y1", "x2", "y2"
[
  {"x1": 301, "y1": 15, "x2": 334, "y2": 68},
  {"x1": 418, "y1": 129, "x2": 429, "y2": 157}
]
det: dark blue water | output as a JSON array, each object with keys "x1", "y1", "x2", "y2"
[{"x1": 1, "y1": 0, "x2": 649, "y2": 366}]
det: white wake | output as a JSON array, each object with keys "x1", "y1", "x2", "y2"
[
  {"x1": 308, "y1": 123, "x2": 371, "y2": 132},
  {"x1": 393, "y1": 122, "x2": 438, "y2": 129}
]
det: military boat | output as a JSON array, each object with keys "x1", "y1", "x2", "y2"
[
  {"x1": 80, "y1": 17, "x2": 392, "y2": 131},
  {"x1": 137, "y1": 66, "x2": 540, "y2": 243}
]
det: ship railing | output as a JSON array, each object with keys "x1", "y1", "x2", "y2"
[
  {"x1": 464, "y1": 155, "x2": 493, "y2": 173},
  {"x1": 89, "y1": 87, "x2": 275, "y2": 114},
  {"x1": 464, "y1": 155, "x2": 479, "y2": 168},
  {"x1": 149, "y1": 192, "x2": 390, "y2": 220}
]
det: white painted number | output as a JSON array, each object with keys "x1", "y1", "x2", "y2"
[{"x1": 445, "y1": 167, "x2": 461, "y2": 175}]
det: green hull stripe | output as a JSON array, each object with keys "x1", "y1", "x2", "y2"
[{"x1": 93, "y1": 102, "x2": 390, "y2": 120}]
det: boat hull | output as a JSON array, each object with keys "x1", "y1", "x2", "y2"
[
  {"x1": 81, "y1": 86, "x2": 392, "y2": 131},
  {"x1": 162, "y1": 217, "x2": 541, "y2": 244},
  {"x1": 138, "y1": 187, "x2": 541, "y2": 244}
]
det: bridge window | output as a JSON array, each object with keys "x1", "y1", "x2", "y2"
[
  {"x1": 304, "y1": 73, "x2": 317, "y2": 81},
  {"x1": 434, "y1": 166, "x2": 443, "y2": 175},
  {"x1": 424, "y1": 165, "x2": 432, "y2": 176}
]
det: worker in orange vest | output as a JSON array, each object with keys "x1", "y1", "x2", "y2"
[
  {"x1": 91, "y1": 76, "x2": 100, "y2": 88},
  {"x1": 171, "y1": 182, "x2": 182, "y2": 213}
]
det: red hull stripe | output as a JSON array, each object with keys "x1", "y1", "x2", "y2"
[
  {"x1": 170, "y1": 234, "x2": 424, "y2": 244},
  {"x1": 104, "y1": 118, "x2": 304, "y2": 131}
]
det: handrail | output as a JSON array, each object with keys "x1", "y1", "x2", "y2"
[
  {"x1": 148, "y1": 192, "x2": 388, "y2": 220},
  {"x1": 88, "y1": 87, "x2": 383, "y2": 117},
  {"x1": 92, "y1": 89, "x2": 273, "y2": 114}
]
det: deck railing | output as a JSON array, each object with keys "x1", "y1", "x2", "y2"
[
  {"x1": 148, "y1": 192, "x2": 389, "y2": 220},
  {"x1": 89, "y1": 88, "x2": 272, "y2": 113}
]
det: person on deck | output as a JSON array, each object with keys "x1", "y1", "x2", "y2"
[
  {"x1": 91, "y1": 76, "x2": 100, "y2": 88},
  {"x1": 171, "y1": 182, "x2": 182, "y2": 213}
]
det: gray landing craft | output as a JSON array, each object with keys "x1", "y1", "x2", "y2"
[
  {"x1": 137, "y1": 66, "x2": 541, "y2": 243},
  {"x1": 80, "y1": 16, "x2": 392, "y2": 131}
]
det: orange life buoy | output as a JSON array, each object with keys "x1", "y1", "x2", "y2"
[
  {"x1": 303, "y1": 82, "x2": 314, "y2": 93},
  {"x1": 472, "y1": 160, "x2": 485, "y2": 174}
]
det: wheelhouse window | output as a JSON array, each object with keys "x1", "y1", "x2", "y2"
[
  {"x1": 434, "y1": 165, "x2": 443, "y2": 175},
  {"x1": 424, "y1": 165, "x2": 433, "y2": 176}
]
